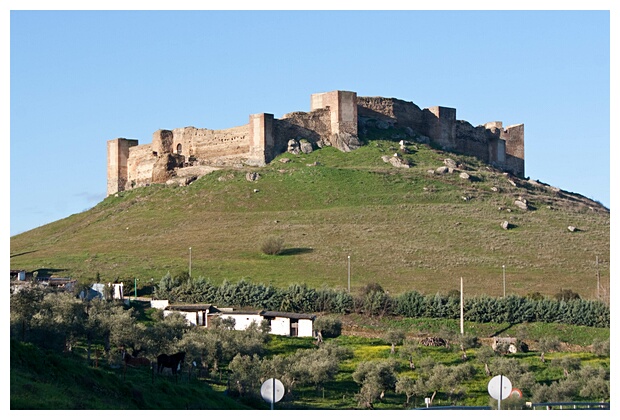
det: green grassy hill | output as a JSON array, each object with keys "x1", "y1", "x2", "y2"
[
  {"x1": 10, "y1": 339, "x2": 251, "y2": 409},
  {"x1": 10, "y1": 140, "x2": 610, "y2": 299}
]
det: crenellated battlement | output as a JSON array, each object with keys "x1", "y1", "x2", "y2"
[{"x1": 107, "y1": 90, "x2": 524, "y2": 196}]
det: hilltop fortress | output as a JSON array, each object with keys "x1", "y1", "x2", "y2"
[{"x1": 107, "y1": 90, "x2": 524, "y2": 196}]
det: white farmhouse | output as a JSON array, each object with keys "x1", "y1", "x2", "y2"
[
  {"x1": 218, "y1": 310, "x2": 266, "y2": 331},
  {"x1": 154, "y1": 301, "x2": 317, "y2": 338},
  {"x1": 261, "y1": 311, "x2": 316, "y2": 337}
]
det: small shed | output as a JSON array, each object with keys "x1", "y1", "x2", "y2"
[
  {"x1": 262, "y1": 311, "x2": 316, "y2": 337},
  {"x1": 218, "y1": 310, "x2": 265, "y2": 331},
  {"x1": 163, "y1": 303, "x2": 220, "y2": 327}
]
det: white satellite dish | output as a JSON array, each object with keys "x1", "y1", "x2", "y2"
[
  {"x1": 487, "y1": 375, "x2": 512, "y2": 401},
  {"x1": 261, "y1": 378, "x2": 284, "y2": 405}
]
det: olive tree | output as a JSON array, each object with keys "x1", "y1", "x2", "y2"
[
  {"x1": 395, "y1": 375, "x2": 419, "y2": 406},
  {"x1": 289, "y1": 345, "x2": 343, "y2": 392},
  {"x1": 30, "y1": 292, "x2": 87, "y2": 352},
  {"x1": 537, "y1": 336, "x2": 560, "y2": 363},
  {"x1": 228, "y1": 354, "x2": 262, "y2": 398},
  {"x1": 10, "y1": 286, "x2": 46, "y2": 342},
  {"x1": 352, "y1": 360, "x2": 399, "y2": 408},
  {"x1": 384, "y1": 329, "x2": 406, "y2": 354},
  {"x1": 398, "y1": 340, "x2": 421, "y2": 370}
]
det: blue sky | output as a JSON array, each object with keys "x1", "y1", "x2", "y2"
[{"x1": 7, "y1": 5, "x2": 614, "y2": 237}]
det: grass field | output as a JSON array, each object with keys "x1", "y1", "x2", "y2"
[{"x1": 10, "y1": 140, "x2": 610, "y2": 299}]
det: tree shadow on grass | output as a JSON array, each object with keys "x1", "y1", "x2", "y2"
[
  {"x1": 279, "y1": 247, "x2": 314, "y2": 256},
  {"x1": 490, "y1": 323, "x2": 516, "y2": 337},
  {"x1": 10, "y1": 250, "x2": 38, "y2": 258}
]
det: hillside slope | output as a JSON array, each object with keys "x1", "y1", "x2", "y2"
[
  {"x1": 10, "y1": 140, "x2": 609, "y2": 299},
  {"x1": 10, "y1": 340, "x2": 250, "y2": 409}
]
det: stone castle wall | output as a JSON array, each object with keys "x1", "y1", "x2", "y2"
[
  {"x1": 107, "y1": 90, "x2": 524, "y2": 196},
  {"x1": 276, "y1": 108, "x2": 332, "y2": 146},
  {"x1": 357, "y1": 96, "x2": 426, "y2": 130},
  {"x1": 126, "y1": 144, "x2": 156, "y2": 189},
  {"x1": 174, "y1": 125, "x2": 251, "y2": 165}
]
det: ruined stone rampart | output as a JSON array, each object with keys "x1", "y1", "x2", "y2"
[
  {"x1": 277, "y1": 108, "x2": 332, "y2": 146},
  {"x1": 455, "y1": 120, "x2": 495, "y2": 163},
  {"x1": 176, "y1": 125, "x2": 251, "y2": 165},
  {"x1": 126, "y1": 144, "x2": 156, "y2": 189},
  {"x1": 107, "y1": 90, "x2": 524, "y2": 196},
  {"x1": 357, "y1": 96, "x2": 426, "y2": 130}
]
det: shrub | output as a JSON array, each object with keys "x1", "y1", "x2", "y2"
[
  {"x1": 313, "y1": 316, "x2": 342, "y2": 338},
  {"x1": 261, "y1": 237, "x2": 284, "y2": 255},
  {"x1": 591, "y1": 338, "x2": 610, "y2": 357},
  {"x1": 360, "y1": 282, "x2": 384, "y2": 295},
  {"x1": 554, "y1": 288, "x2": 580, "y2": 301},
  {"x1": 526, "y1": 291, "x2": 545, "y2": 300}
]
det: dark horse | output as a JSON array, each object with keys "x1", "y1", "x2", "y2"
[{"x1": 157, "y1": 352, "x2": 186, "y2": 375}]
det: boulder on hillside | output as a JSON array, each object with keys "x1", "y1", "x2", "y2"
[
  {"x1": 389, "y1": 155, "x2": 410, "y2": 168},
  {"x1": 443, "y1": 158, "x2": 457, "y2": 168},
  {"x1": 287, "y1": 139, "x2": 300, "y2": 154},
  {"x1": 435, "y1": 166, "x2": 449, "y2": 174},
  {"x1": 246, "y1": 172, "x2": 261, "y2": 182},
  {"x1": 165, "y1": 176, "x2": 197, "y2": 187},
  {"x1": 459, "y1": 172, "x2": 470, "y2": 180},
  {"x1": 330, "y1": 132, "x2": 361, "y2": 152},
  {"x1": 514, "y1": 199, "x2": 528, "y2": 211},
  {"x1": 299, "y1": 140, "x2": 313, "y2": 154},
  {"x1": 501, "y1": 220, "x2": 513, "y2": 230}
]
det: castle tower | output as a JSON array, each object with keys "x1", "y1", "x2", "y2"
[
  {"x1": 151, "y1": 129, "x2": 174, "y2": 156},
  {"x1": 501, "y1": 124, "x2": 525, "y2": 177},
  {"x1": 426, "y1": 106, "x2": 457, "y2": 150},
  {"x1": 247, "y1": 113, "x2": 274, "y2": 166},
  {"x1": 310, "y1": 90, "x2": 358, "y2": 137},
  {"x1": 107, "y1": 138, "x2": 139, "y2": 196}
]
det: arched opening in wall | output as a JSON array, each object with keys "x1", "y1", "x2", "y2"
[{"x1": 176, "y1": 143, "x2": 182, "y2": 154}]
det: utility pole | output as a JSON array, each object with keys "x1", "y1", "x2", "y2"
[
  {"x1": 460, "y1": 277, "x2": 464, "y2": 335},
  {"x1": 596, "y1": 256, "x2": 601, "y2": 300},
  {"x1": 347, "y1": 255, "x2": 351, "y2": 293},
  {"x1": 189, "y1": 247, "x2": 192, "y2": 278}
]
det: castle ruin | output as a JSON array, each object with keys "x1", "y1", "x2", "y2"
[{"x1": 107, "y1": 90, "x2": 524, "y2": 196}]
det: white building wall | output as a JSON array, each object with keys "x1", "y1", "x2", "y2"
[
  {"x1": 113, "y1": 283, "x2": 124, "y2": 299},
  {"x1": 298, "y1": 319, "x2": 314, "y2": 337},
  {"x1": 164, "y1": 310, "x2": 197, "y2": 326},
  {"x1": 270, "y1": 317, "x2": 291, "y2": 336},
  {"x1": 150, "y1": 300, "x2": 169, "y2": 309},
  {"x1": 220, "y1": 314, "x2": 264, "y2": 331}
]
